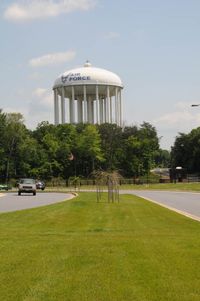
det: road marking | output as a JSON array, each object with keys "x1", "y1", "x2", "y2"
[{"x1": 138, "y1": 195, "x2": 200, "y2": 222}]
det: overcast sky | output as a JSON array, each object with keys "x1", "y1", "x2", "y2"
[{"x1": 1, "y1": 0, "x2": 200, "y2": 150}]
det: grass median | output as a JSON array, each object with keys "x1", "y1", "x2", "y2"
[{"x1": 0, "y1": 192, "x2": 200, "y2": 301}]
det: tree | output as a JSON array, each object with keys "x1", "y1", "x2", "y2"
[
  {"x1": 0, "y1": 109, "x2": 164, "y2": 180},
  {"x1": 0, "y1": 110, "x2": 6, "y2": 178},
  {"x1": 76, "y1": 124, "x2": 104, "y2": 176},
  {"x1": 155, "y1": 149, "x2": 170, "y2": 167},
  {"x1": 55, "y1": 124, "x2": 79, "y2": 178},
  {"x1": 3, "y1": 113, "x2": 27, "y2": 180},
  {"x1": 121, "y1": 135, "x2": 143, "y2": 177},
  {"x1": 171, "y1": 128, "x2": 200, "y2": 173},
  {"x1": 119, "y1": 123, "x2": 160, "y2": 177},
  {"x1": 17, "y1": 136, "x2": 43, "y2": 177},
  {"x1": 98, "y1": 123, "x2": 123, "y2": 170}
]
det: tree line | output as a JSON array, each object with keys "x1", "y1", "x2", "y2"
[
  {"x1": 0, "y1": 109, "x2": 170, "y2": 182},
  {"x1": 171, "y1": 127, "x2": 200, "y2": 174}
]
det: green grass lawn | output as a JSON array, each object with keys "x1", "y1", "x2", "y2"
[
  {"x1": 10, "y1": 182, "x2": 200, "y2": 193},
  {"x1": 45, "y1": 182, "x2": 200, "y2": 192},
  {"x1": 0, "y1": 192, "x2": 200, "y2": 301},
  {"x1": 119, "y1": 182, "x2": 200, "y2": 191}
]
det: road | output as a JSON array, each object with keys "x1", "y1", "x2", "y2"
[
  {"x1": 124, "y1": 190, "x2": 200, "y2": 221},
  {"x1": 0, "y1": 192, "x2": 74, "y2": 213},
  {"x1": 1, "y1": 190, "x2": 200, "y2": 222}
]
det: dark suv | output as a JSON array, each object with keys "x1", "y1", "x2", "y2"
[
  {"x1": 18, "y1": 178, "x2": 36, "y2": 196},
  {"x1": 36, "y1": 181, "x2": 45, "y2": 190}
]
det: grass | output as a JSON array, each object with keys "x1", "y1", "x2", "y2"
[
  {"x1": 0, "y1": 192, "x2": 200, "y2": 300},
  {"x1": 46, "y1": 182, "x2": 200, "y2": 192},
  {"x1": 9, "y1": 182, "x2": 200, "y2": 193},
  {"x1": 119, "y1": 182, "x2": 200, "y2": 191}
]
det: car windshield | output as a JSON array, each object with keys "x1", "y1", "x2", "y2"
[{"x1": 20, "y1": 179, "x2": 35, "y2": 184}]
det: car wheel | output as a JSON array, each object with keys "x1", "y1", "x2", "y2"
[
  {"x1": 18, "y1": 191, "x2": 21, "y2": 196},
  {"x1": 33, "y1": 192, "x2": 36, "y2": 196}
]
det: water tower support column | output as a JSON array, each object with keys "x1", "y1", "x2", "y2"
[
  {"x1": 54, "y1": 88, "x2": 59, "y2": 125},
  {"x1": 96, "y1": 85, "x2": 99, "y2": 124},
  {"x1": 61, "y1": 87, "x2": 65, "y2": 124},
  {"x1": 83, "y1": 85, "x2": 87, "y2": 123}
]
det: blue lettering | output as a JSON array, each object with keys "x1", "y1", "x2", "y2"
[{"x1": 61, "y1": 74, "x2": 91, "y2": 83}]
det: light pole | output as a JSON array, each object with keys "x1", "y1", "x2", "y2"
[{"x1": 191, "y1": 104, "x2": 200, "y2": 107}]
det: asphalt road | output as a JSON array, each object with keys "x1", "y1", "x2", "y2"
[
  {"x1": 1, "y1": 190, "x2": 200, "y2": 222},
  {"x1": 124, "y1": 190, "x2": 200, "y2": 221},
  {"x1": 0, "y1": 192, "x2": 74, "y2": 213}
]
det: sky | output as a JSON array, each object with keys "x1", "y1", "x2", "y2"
[{"x1": 1, "y1": 0, "x2": 200, "y2": 150}]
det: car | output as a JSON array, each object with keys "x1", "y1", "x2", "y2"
[
  {"x1": 36, "y1": 181, "x2": 45, "y2": 190},
  {"x1": 18, "y1": 178, "x2": 36, "y2": 196},
  {"x1": 0, "y1": 184, "x2": 9, "y2": 191}
]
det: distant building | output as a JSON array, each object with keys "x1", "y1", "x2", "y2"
[{"x1": 53, "y1": 61, "x2": 123, "y2": 126}]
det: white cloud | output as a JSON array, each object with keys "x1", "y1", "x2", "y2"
[
  {"x1": 29, "y1": 72, "x2": 43, "y2": 80},
  {"x1": 3, "y1": 88, "x2": 54, "y2": 129},
  {"x1": 104, "y1": 31, "x2": 120, "y2": 40},
  {"x1": 154, "y1": 111, "x2": 193, "y2": 127},
  {"x1": 28, "y1": 88, "x2": 54, "y2": 127},
  {"x1": 27, "y1": 88, "x2": 54, "y2": 128},
  {"x1": 32, "y1": 88, "x2": 53, "y2": 108},
  {"x1": 29, "y1": 50, "x2": 76, "y2": 67},
  {"x1": 151, "y1": 102, "x2": 200, "y2": 149},
  {"x1": 174, "y1": 101, "x2": 195, "y2": 110},
  {"x1": 4, "y1": 0, "x2": 96, "y2": 22},
  {"x1": 153, "y1": 102, "x2": 200, "y2": 133},
  {"x1": 3, "y1": 106, "x2": 28, "y2": 119}
]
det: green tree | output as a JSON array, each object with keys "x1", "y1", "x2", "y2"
[
  {"x1": 98, "y1": 123, "x2": 123, "y2": 170},
  {"x1": 0, "y1": 109, "x2": 164, "y2": 181},
  {"x1": 55, "y1": 124, "x2": 77, "y2": 179},
  {"x1": 0, "y1": 110, "x2": 6, "y2": 176},
  {"x1": 171, "y1": 128, "x2": 200, "y2": 173},
  {"x1": 155, "y1": 149, "x2": 170, "y2": 167},
  {"x1": 76, "y1": 124, "x2": 104, "y2": 175},
  {"x1": 122, "y1": 135, "x2": 143, "y2": 177},
  {"x1": 119, "y1": 123, "x2": 160, "y2": 177},
  {"x1": 3, "y1": 113, "x2": 28, "y2": 180},
  {"x1": 17, "y1": 136, "x2": 43, "y2": 178}
]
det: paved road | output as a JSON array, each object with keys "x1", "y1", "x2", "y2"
[
  {"x1": 1, "y1": 190, "x2": 200, "y2": 221},
  {"x1": 124, "y1": 190, "x2": 200, "y2": 221},
  {"x1": 0, "y1": 192, "x2": 74, "y2": 213}
]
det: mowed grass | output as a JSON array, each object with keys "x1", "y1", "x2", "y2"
[
  {"x1": 46, "y1": 182, "x2": 200, "y2": 192},
  {"x1": 120, "y1": 182, "x2": 200, "y2": 191},
  {"x1": 0, "y1": 193, "x2": 200, "y2": 301}
]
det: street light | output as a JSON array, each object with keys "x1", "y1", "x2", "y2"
[{"x1": 191, "y1": 104, "x2": 200, "y2": 107}]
